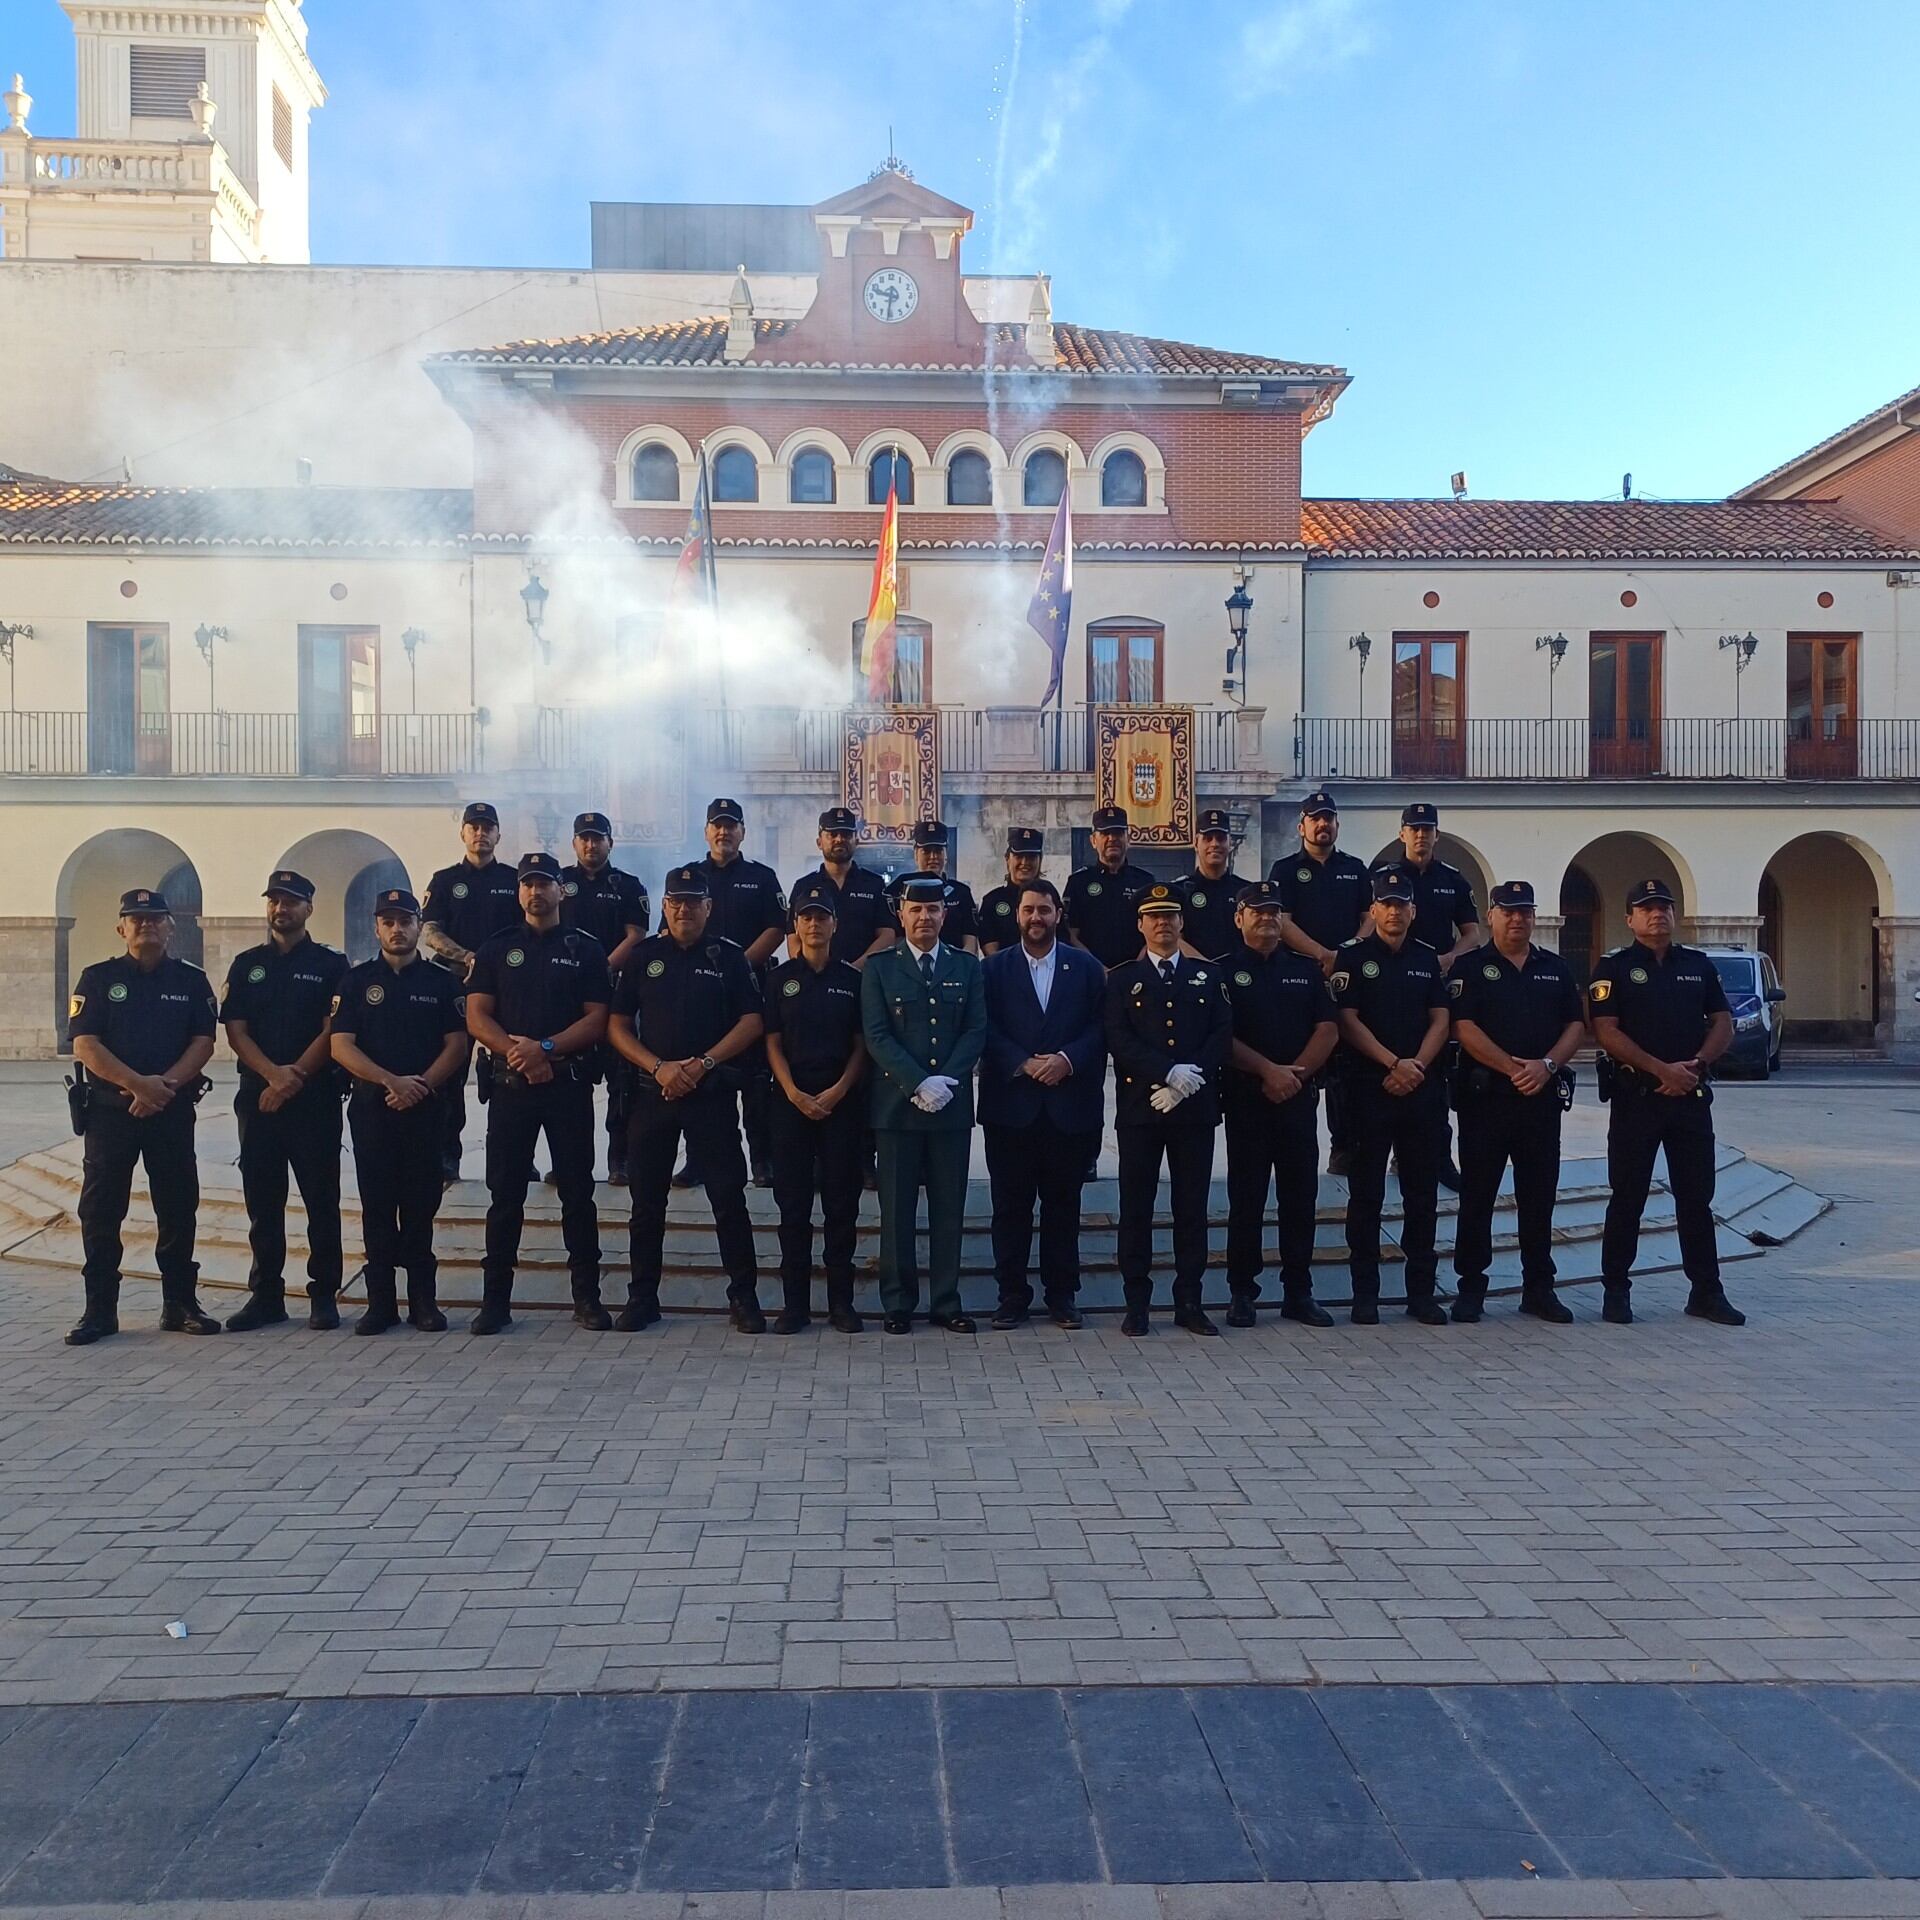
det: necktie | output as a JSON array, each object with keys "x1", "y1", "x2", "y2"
[
  {"x1": 1159, "y1": 959, "x2": 1175, "y2": 986},
  {"x1": 921, "y1": 951, "x2": 935, "y2": 987}
]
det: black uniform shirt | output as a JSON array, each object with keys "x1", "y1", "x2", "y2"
[
  {"x1": 1331, "y1": 932, "x2": 1448, "y2": 1078},
  {"x1": 220, "y1": 936, "x2": 350, "y2": 1088},
  {"x1": 699, "y1": 854, "x2": 787, "y2": 955},
  {"x1": 1223, "y1": 942, "x2": 1336, "y2": 1094},
  {"x1": 70, "y1": 953, "x2": 218, "y2": 1077},
  {"x1": 1271, "y1": 846, "x2": 1373, "y2": 951},
  {"x1": 763, "y1": 955, "x2": 864, "y2": 1094},
  {"x1": 613, "y1": 932, "x2": 762, "y2": 1062},
  {"x1": 560, "y1": 863, "x2": 649, "y2": 960},
  {"x1": 978, "y1": 880, "x2": 1024, "y2": 950},
  {"x1": 1587, "y1": 940, "x2": 1730, "y2": 1061},
  {"x1": 1375, "y1": 856, "x2": 1479, "y2": 957},
  {"x1": 1452, "y1": 945, "x2": 1583, "y2": 1062},
  {"x1": 422, "y1": 857, "x2": 521, "y2": 955},
  {"x1": 1104, "y1": 953, "x2": 1233, "y2": 1127},
  {"x1": 794, "y1": 862, "x2": 891, "y2": 965},
  {"x1": 467, "y1": 921, "x2": 611, "y2": 1040},
  {"x1": 887, "y1": 872, "x2": 979, "y2": 946},
  {"x1": 330, "y1": 954, "x2": 466, "y2": 1078},
  {"x1": 1064, "y1": 860, "x2": 1158, "y2": 968},
  {"x1": 1177, "y1": 867, "x2": 1249, "y2": 960}
]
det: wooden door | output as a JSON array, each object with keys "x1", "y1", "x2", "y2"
[
  {"x1": 1588, "y1": 632, "x2": 1661, "y2": 776},
  {"x1": 1786, "y1": 634, "x2": 1857, "y2": 777},
  {"x1": 1391, "y1": 633, "x2": 1465, "y2": 777}
]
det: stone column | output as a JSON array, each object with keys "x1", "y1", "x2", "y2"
[
  {"x1": 1877, "y1": 918, "x2": 1920, "y2": 1062},
  {"x1": 1532, "y1": 913, "x2": 1566, "y2": 955},
  {"x1": 199, "y1": 916, "x2": 261, "y2": 1059},
  {"x1": 1684, "y1": 915, "x2": 1763, "y2": 950},
  {"x1": 0, "y1": 916, "x2": 64, "y2": 1058}
]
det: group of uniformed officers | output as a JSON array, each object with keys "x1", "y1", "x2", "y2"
[{"x1": 60, "y1": 785, "x2": 1748, "y2": 1348}]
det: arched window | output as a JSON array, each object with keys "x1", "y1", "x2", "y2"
[
  {"x1": 868, "y1": 448, "x2": 914, "y2": 505},
  {"x1": 789, "y1": 446, "x2": 836, "y2": 505},
  {"x1": 946, "y1": 448, "x2": 992, "y2": 506},
  {"x1": 630, "y1": 442, "x2": 679, "y2": 503},
  {"x1": 711, "y1": 446, "x2": 759, "y2": 502},
  {"x1": 1023, "y1": 447, "x2": 1067, "y2": 508},
  {"x1": 1100, "y1": 448, "x2": 1147, "y2": 507},
  {"x1": 850, "y1": 615, "x2": 931, "y2": 705}
]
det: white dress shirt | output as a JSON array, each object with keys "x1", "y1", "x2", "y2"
[{"x1": 1025, "y1": 938, "x2": 1058, "y2": 1011}]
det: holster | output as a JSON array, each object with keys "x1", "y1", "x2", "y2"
[
  {"x1": 65, "y1": 1066, "x2": 90, "y2": 1137},
  {"x1": 475, "y1": 1049, "x2": 494, "y2": 1105}
]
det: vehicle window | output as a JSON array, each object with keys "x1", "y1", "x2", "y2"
[
  {"x1": 1761, "y1": 956, "x2": 1782, "y2": 994},
  {"x1": 1711, "y1": 955, "x2": 1757, "y2": 993}
]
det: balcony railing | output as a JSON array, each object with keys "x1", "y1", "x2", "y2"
[
  {"x1": 0, "y1": 711, "x2": 480, "y2": 778},
  {"x1": 1294, "y1": 717, "x2": 1920, "y2": 782}
]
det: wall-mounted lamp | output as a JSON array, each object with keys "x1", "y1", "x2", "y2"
[
  {"x1": 1719, "y1": 630, "x2": 1759, "y2": 718},
  {"x1": 1222, "y1": 566, "x2": 1254, "y2": 705},
  {"x1": 1534, "y1": 631, "x2": 1569, "y2": 717},
  {"x1": 400, "y1": 627, "x2": 427, "y2": 712},
  {"x1": 520, "y1": 567, "x2": 551, "y2": 663},
  {"x1": 193, "y1": 624, "x2": 228, "y2": 710}
]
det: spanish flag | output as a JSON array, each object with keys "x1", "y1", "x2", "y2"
[{"x1": 860, "y1": 462, "x2": 900, "y2": 703}]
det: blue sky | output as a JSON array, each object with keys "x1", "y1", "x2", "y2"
[{"x1": 10, "y1": 0, "x2": 1917, "y2": 498}]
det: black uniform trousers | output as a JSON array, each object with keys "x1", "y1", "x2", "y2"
[
  {"x1": 1454, "y1": 1093, "x2": 1561, "y2": 1300},
  {"x1": 1344, "y1": 1077, "x2": 1445, "y2": 1306},
  {"x1": 627, "y1": 1080, "x2": 759, "y2": 1309},
  {"x1": 769, "y1": 1096, "x2": 862, "y2": 1313},
  {"x1": 78, "y1": 1098, "x2": 199, "y2": 1308},
  {"x1": 348, "y1": 1090, "x2": 445, "y2": 1305},
  {"x1": 1323, "y1": 1070, "x2": 1355, "y2": 1157},
  {"x1": 482, "y1": 1078, "x2": 601, "y2": 1304},
  {"x1": 236, "y1": 1084, "x2": 343, "y2": 1301},
  {"x1": 439, "y1": 1053, "x2": 470, "y2": 1181},
  {"x1": 1116, "y1": 1123, "x2": 1215, "y2": 1312},
  {"x1": 986, "y1": 1116, "x2": 1101, "y2": 1314},
  {"x1": 1601, "y1": 1089, "x2": 1723, "y2": 1301},
  {"x1": 1224, "y1": 1091, "x2": 1320, "y2": 1302}
]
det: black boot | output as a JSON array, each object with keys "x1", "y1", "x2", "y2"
[
  {"x1": 307, "y1": 1286, "x2": 341, "y2": 1332},
  {"x1": 1601, "y1": 1287, "x2": 1634, "y2": 1325},
  {"x1": 1685, "y1": 1291, "x2": 1746, "y2": 1327},
  {"x1": 730, "y1": 1290, "x2": 768, "y2": 1335},
  {"x1": 1518, "y1": 1290, "x2": 1573, "y2": 1324},
  {"x1": 159, "y1": 1293, "x2": 222, "y2": 1335},
  {"x1": 66, "y1": 1280, "x2": 120, "y2": 1347},
  {"x1": 1450, "y1": 1284, "x2": 1486, "y2": 1325},
  {"x1": 1224, "y1": 1291, "x2": 1257, "y2": 1329},
  {"x1": 1279, "y1": 1293, "x2": 1334, "y2": 1328},
  {"x1": 1173, "y1": 1302, "x2": 1220, "y2": 1337},
  {"x1": 354, "y1": 1275, "x2": 400, "y2": 1336},
  {"x1": 225, "y1": 1289, "x2": 288, "y2": 1332},
  {"x1": 406, "y1": 1280, "x2": 448, "y2": 1333},
  {"x1": 469, "y1": 1281, "x2": 513, "y2": 1336},
  {"x1": 826, "y1": 1277, "x2": 863, "y2": 1334},
  {"x1": 572, "y1": 1282, "x2": 612, "y2": 1332},
  {"x1": 1406, "y1": 1297, "x2": 1449, "y2": 1327},
  {"x1": 614, "y1": 1288, "x2": 661, "y2": 1332}
]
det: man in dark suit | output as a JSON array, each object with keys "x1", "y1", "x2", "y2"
[
  {"x1": 980, "y1": 877, "x2": 1106, "y2": 1330},
  {"x1": 1104, "y1": 884, "x2": 1233, "y2": 1337}
]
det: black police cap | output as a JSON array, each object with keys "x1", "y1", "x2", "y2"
[
  {"x1": 1626, "y1": 876, "x2": 1676, "y2": 909},
  {"x1": 1237, "y1": 879, "x2": 1285, "y2": 911},
  {"x1": 911, "y1": 819, "x2": 950, "y2": 849},
  {"x1": 818, "y1": 806, "x2": 858, "y2": 833},
  {"x1": 572, "y1": 811, "x2": 611, "y2": 838},
  {"x1": 374, "y1": 887, "x2": 421, "y2": 916},
  {"x1": 1090, "y1": 804, "x2": 1129, "y2": 832},
  {"x1": 707, "y1": 796, "x2": 745, "y2": 825},
  {"x1": 1136, "y1": 882, "x2": 1186, "y2": 916},
  {"x1": 263, "y1": 868, "x2": 315, "y2": 902},
  {"x1": 898, "y1": 874, "x2": 947, "y2": 904},
  {"x1": 462, "y1": 801, "x2": 500, "y2": 826},
  {"x1": 789, "y1": 877, "x2": 838, "y2": 917},
  {"x1": 1006, "y1": 826, "x2": 1044, "y2": 854},
  {"x1": 1372, "y1": 865, "x2": 1416, "y2": 903},
  {"x1": 517, "y1": 852, "x2": 562, "y2": 881},
  {"x1": 118, "y1": 888, "x2": 170, "y2": 917},
  {"x1": 1300, "y1": 788, "x2": 1338, "y2": 818},
  {"x1": 1489, "y1": 879, "x2": 1537, "y2": 910},
  {"x1": 663, "y1": 864, "x2": 711, "y2": 898},
  {"x1": 1198, "y1": 808, "x2": 1233, "y2": 837},
  {"x1": 1401, "y1": 801, "x2": 1439, "y2": 827}
]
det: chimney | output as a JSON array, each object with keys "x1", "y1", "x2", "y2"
[
  {"x1": 1025, "y1": 274, "x2": 1055, "y2": 364},
  {"x1": 724, "y1": 266, "x2": 755, "y2": 363}
]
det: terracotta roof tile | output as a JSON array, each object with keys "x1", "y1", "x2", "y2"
[
  {"x1": 1301, "y1": 497, "x2": 1920, "y2": 563},
  {"x1": 0, "y1": 481, "x2": 473, "y2": 551}
]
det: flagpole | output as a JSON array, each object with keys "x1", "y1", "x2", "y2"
[
  {"x1": 889, "y1": 441, "x2": 901, "y2": 707},
  {"x1": 700, "y1": 440, "x2": 728, "y2": 717}
]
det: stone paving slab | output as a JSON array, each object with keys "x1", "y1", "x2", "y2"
[{"x1": 3, "y1": 1685, "x2": 1920, "y2": 1905}]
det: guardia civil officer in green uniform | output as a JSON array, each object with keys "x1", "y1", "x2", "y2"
[
  {"x1": 1449, "y1": 880, "x2": 1586, "y2": 1324},
  {"x1": 1064, "y1": 805, "x2": 1157, "y2": 968},
  {"x1": 330, "y1": 888, "x2": 470, "y2": 1334},
  {"x1": 1331, "y1": 866, "x2": 1451, "y2": 1327},
  {"x1": 1104, "y1": 884, "x2": 1233, "y2": 1337},
  {"x1": 66, "y1": 888, "x2": 221, "y2": 1345},
  {"x1": 887, "y1": 819, "x2": 980, "y2": 952},
  {"x1": 861, "y1": 873, "x2": 987, "y2": 1333},
  {"x1": 422, "y1": 801, "x2": 522, "y2": 1182},
  {"x1": 763, "y1": 877, "x2": 868, "y2": 1334},
  {"x1": 1177, "y1": 809, "x2": 1251, "y2": 961},
  {"x1": 221, "y1": 869, "x2": 350, "y2": 1332},
  {"x1": 1589, "y1": 877, "x2": 1744, "y2": 1327},
  {"x1": 1221, "y1": 880, "x2": 1339, "y2": 1328},
  {"x1": 464, "y1": 853, "x2": 612, "y2": 1335},
  {"x1": 978, "y1": 825, "x2": 1046, "y2": 956},
  {"x1": 559, "y1": 809, "x2": 649, "y2": 1186}
]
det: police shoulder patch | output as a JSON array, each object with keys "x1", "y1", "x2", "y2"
[
  {"x1": 1330, "y1": 971, "x2": 1350, "y2": 993},
  {"x1": 68, "y1": 994, "x2": 84, "y2": 1017},
  {"x1": 782, "y1": 977, "x2": 800, "y2": 997},
  {"x1": 328, "y1": 994, "x2": 342, "y2": 1016},
  {"x1": 1590, "y1": 979, "x2": 1613, "y2": 1003},
  {"x1": 1449, "y1": 977, "x2": 1465, "y2": 998},
  {"x1": 646, "y1": 958, "x2": 666, "y2": 978},
  {"x1": 776, "y1": 891, "x2": 788, "y2": 912}
]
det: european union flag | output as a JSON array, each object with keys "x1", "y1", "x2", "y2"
[{"x1": 1025, "y1": 488, "x2": 1073, "y2": 707}]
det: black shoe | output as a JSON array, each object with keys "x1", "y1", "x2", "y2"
[
  {"x1": 730, "y1": 1301, "x2": 768, "y2": 1334},
  {"x1": 1327, "y1": 1149, "x2": 1352, "y2": 1178},
  {"x1": 607, "y1": 1166, "x2": 629, "y2": 1188},
  {"x1": 830, "y1": 1306, "x2": 865, "y2": 1334},
  {"x1": 440, "y1": 1162, "x2": 462, "y2": 1186},
  {"x1": 572, "y1": 1301, "x2": 613, "y2": 1331},
  {"x1": 407, "y1": 1302, "x2": 448, "y2": 1332},
  {"x1": 1120, "y1": 1309, "x2": 1151, "y2": 1337},
  {"x1": 159, "y1": 1299, "x2": 221, "y2": 1335},
  {"x1": 883, "y1": 1313, "x2": 913, "y2": 1335},
  {"x1": 1350, "y1": 1302, "x2": 1380, "y2": 1326},
  {"x1": 1407, "y1": 1300, "x2": 1448, "y2": 1327},
  {"x1": 1224, "y1": 1295, "x2": 1257, "y2": 1329},
  {"x1": 1049, "y1": 1305, "x2": 1084, "y2": 1330},
  {"x1": 65, "y1": 1313, "x2": 118, "y2": 1347},
  {"x1": 1279, "y1": 1298, "x2": 1335, "y2": 1329},
  {"x1": 613, "y1": 1298, "x2": 661, "y2": 1332},
  {"x1": 469, "y1": 1301, "x2": 512, "y2": 1336},
  {"x1": 1518, "y1": 1293, "x2": 1573, "y2": 1325},
  {"x1": 225, "y1": 1295, "x2": 288, "y2": 1332},
  {"x1": 773, "y1": 1308, "x2": 810, "y2": 1335},
  {"x1": 1686, "y1": 1293, "x2": 1747, "y2": 1327},
  {"x1": 990, "y1": 1305, "x2": 1029, "y2": 1330},
  {"x1": 930, "y1": 1313, "x2": 977, "y2": 1334},
  {"x1": 1437, "y1": 1162, "x2": 1462, "y2": 1193},
  {"x1": 670, "y1": 1165, "x2": 700, "y2": 1190},
  {"x1": 307, "y1": 1293, "x2": 341, "y2": 1332},
  {"x1": 751, "y1": 1164, "x2": 773, "y2": 1190},
  {"x1": 1450, "y1": 1294, "x2": 1484, "y2": 1324},
  {"x1": 1601, "y1": 1292, "x2": 1633, "y2": 1326},
  {"x1": 541, "y1": 1169, "x2": 559, "y2": 1187},
  {"x1": 1173, "y1": 1308, "x2": 1220, "y2": 1337},
  {"x1": 354, "y1": 1302, "x2": 400, "y2": 1336}
]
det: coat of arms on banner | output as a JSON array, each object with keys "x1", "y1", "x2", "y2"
[
  {"x1": 1096, "y1": 706, "x2": 1194, "y2": 846},
  {"x1": 844, "y1": 708, "x2": 939, "y2": 846},
  {"x1": 1131, "y1": 757, "x2": 1160, "y2": 807}
]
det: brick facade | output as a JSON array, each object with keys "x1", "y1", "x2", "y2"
[{"x1": 1792, "y1": 429, "x2": 1920, "y2": 543}]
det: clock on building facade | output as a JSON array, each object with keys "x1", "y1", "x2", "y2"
[{"x1": 862, "y1": 267, "x2": 919, "y2": 323}]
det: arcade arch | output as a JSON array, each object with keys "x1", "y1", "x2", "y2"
[
  {"x1": 275, "y1": 828, "x2": 411, "y2": 963},
  {"x1": 1759, "y1": 831, "x2": 1889, "y2": 1043},
  {"x1": 55, "y1": 829, "x2": 202, "y2": 1046}
]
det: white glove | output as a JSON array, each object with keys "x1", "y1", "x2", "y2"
[
  {"x1": 1167, "y1": 1063, "x2": 1206, "y2": 1098},
  {"x1": 913, "y1": 1075, "x2": 957, "y2": 1113},
  {"x1": 1149, "y1": 1084, "x2": 1185, "y2": 1115}
]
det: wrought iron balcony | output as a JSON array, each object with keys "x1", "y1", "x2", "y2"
[{"x1": 0, "y1": 711, "x2": 481, "y2": 777}]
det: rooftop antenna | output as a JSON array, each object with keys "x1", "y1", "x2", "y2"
[{"x1": 1622, "y1": 472, "x2": 1633, "y2": 500}]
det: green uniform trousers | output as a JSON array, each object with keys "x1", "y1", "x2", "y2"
[{"x1": 875, "y1": 1128, "x2": 969, "y2": 1319}]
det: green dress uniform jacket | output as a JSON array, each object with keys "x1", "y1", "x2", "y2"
[{"x1": 860, "y1": 941, "x2": 987, "y2": 1130}]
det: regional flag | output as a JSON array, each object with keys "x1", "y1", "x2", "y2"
[
  {"x1": 671, "y1": 444, "x2": 718, "y2": 611},
  {"x1": 1026, "y1": 488, "x2": 1073, "y2": 706},
  {"x1": 860, "y1": 466, "x2": 900, "y2": 702}
]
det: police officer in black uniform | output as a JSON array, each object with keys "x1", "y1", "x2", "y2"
[
  {"x1": 422, "y1": 801, "x2": 522, "y2": 1182},
  {"x1": 330, "y1": 888, "x2": 470, "y2": 1334},
  {"x1": 1178, "y1": 809, "x2": 1250, "y2": 961},
  {"x1": 1273, "y1": 789, "x2": 1373, "y2": 1176},
  {"x1": 65, "y1": 888, "x2": 221, "y2": 1345},
  {"x1": 763, "y1": 876, "x2": 868, "y2": 1335},
  {"x1": 978, "y1": 825, "x2": 1046, "y2": 956},
  {"x1": 1449, "y1": 880, "x2": 1586, "y2": 1325},
  {"x1": 1332, "y1": 867, "x2": 1451, "y2": 1327},
  {"x1": 221, "y1": 869, "x2": 351, "y2": 1332},
  {"x1": 559, "y1": 810, "x2": 649, "y2": 1186},
  {"x1": 1222, "y1": 881, "x2": 1339, "y2": 1329},
  {"x1": 1065, "y1": 805, "x2": 1157, "y2": 968},
  {"x1": 610, "y1": 864, "x2": 768, "y2": 1333},
  {"x1": 1104, "y1": 884, "x2": 1232, "y2": 1337},
  {"x1": 464, "y1": 852, "x2": 612, "y2": 1335},
  {"x1": 1589, "y1": 877, "x2": 1744, "y2": 1327},
  {"x1": 888, "y1": 819, "x2": 980, "y2": 952}
]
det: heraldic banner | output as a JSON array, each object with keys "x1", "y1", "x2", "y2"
[
  {"x1": 605, "y1": 726, "x2": 687, "y2": 847},
  {"x1": 844, "y1": 708, "x2": 939, "y2": 847},
  {"x1": 1095, "y1": 705, "x2": 1195, "y2": 846}
]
